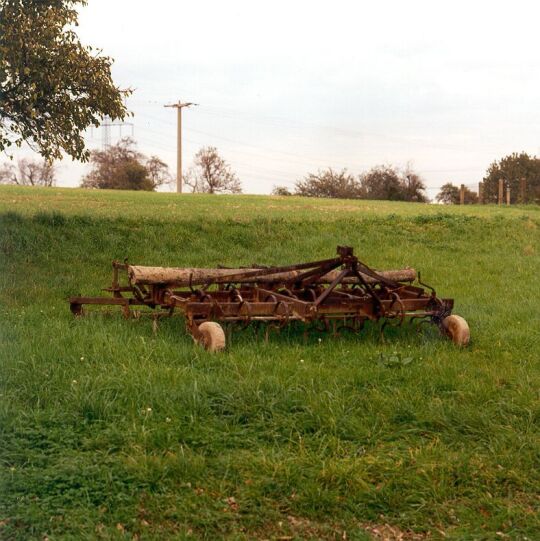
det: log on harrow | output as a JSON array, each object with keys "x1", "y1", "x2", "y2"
[{"x1": 69, "y1": 246, "x2": 470, "y2": 351}]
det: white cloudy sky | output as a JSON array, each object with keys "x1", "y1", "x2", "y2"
[{"x1": 19, "y1": 0, "x2": 540, "y2": 195}]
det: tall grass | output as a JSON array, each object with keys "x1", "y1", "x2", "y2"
[{"x1": 0, "y1": 187, "x2": 539, "y2": 540}]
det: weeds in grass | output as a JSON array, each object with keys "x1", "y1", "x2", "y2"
[{"x1": 373, "y1": 351, "x2": 417, "y2": 368}]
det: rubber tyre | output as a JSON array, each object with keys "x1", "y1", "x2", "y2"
[
  {"x1": 197, "y1": 322, "x2": 226, "y2": 352},
  {"x1": 442, "y1": 314, "x2": 470, "y2": 346}
]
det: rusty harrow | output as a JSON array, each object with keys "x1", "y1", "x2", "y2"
[{"x1": 69, "y1": 246, "x2": 470, "y2": 351}]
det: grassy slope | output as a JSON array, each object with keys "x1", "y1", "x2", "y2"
[{"x1": 0, "y1": 186, "x2": 539, "y2": 540}]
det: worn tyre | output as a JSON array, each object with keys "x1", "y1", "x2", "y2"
[
  {"x1": 442, "y1": 314, "x2": 470, "y2": 346},
  {"x1": 197, "y1": 322, "x2": 226, "y2": 352}
]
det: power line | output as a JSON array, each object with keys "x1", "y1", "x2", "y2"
[
  {"x1": 117, "y1": 106, "x2": 495, "y2": 192},
  {"x1": 135, "y1": 110, "x2": 489, "y2": 176},
  {"x1": 195, "y1": 104, "x2": 489, "y2": 154},
  {"x1": 136, "y1": 111, "x2": 346, "y2": 168}
]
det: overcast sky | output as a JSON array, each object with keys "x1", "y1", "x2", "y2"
[{"x1": 17, "y1": 0, "x2": 540, "y2": 195}]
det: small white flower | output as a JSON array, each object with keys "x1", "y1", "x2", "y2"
[
  {"x1": 72, "y1": 380, "x2": 77, "y2": 384},
  {"x1": 146, "y1": 407, "x2": 152, "y2": 412},
  {"x1": 80, "y1": 356, "x2": 84, "y2": 361},
  {"x1": 300, "y1": 359, "x2": 305, "y2": 363},
  {"x1": 166, "y1": 417, "x2": 171, "y2": 423}
]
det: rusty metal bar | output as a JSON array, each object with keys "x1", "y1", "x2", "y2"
[{"x1": 314, "y1": 268, "x2": 350, "y2": 307}]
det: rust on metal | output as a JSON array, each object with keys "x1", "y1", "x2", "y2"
[{"x1": 69, "y1": 246, "x2": 469, "y2": 349}]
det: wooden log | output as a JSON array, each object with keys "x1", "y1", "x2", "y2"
[
  {"x1": 258, "y1": 268, "x2": 416, "y2": 285},
  {"x1": 128, "y1": 265, "x2": 416, "y2": 286}
]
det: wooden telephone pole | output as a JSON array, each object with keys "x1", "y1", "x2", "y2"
[
  {"x1": 498, "y1": 178, "x2": 504, "y2": 205},
  {"x1": 164, "y1": 100, "x2": 198, "y2": 193},
  {"x1": 519, "y1": 177, "x2": 527, "y2": 203}
]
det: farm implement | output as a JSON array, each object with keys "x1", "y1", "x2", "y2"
[{"x1": 69, "y1": 246, "x2": 470, "y2": 351}]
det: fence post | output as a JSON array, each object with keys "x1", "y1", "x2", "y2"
[
  {"x1": 519, "y1": 177, "x2": 526, "y2": 204},
  {"x1": 478, "y1": 181, "x2": 484, "y2": 204},
  {"x1": 506, "y1": 185, "x2": 511, "y2": 205},
  {"x1": 498, "y1": 178, "x2": 504, "y2": 205},
  {"x1": 460, "y1": 184, "x2": 465, "y2": 205}
]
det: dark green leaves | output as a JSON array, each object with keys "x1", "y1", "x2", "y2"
[{"x1": 0, "y1": 0, "x2": 129, "y2": 161}]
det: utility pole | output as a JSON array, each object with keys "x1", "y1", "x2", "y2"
[
  {"x1": 164, "y1": 100, "x2": 198, "y2": 193},
  {"x1": 478, "y1": 181, "x2": 484, "y2": 204},
  {"x1": 519, "y1": 177, "x2": 527, "y2": 204},
  {"x1": 498, "y1": 178, "x2": 504, "y2": 205}
]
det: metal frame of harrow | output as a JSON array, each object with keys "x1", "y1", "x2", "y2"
[{"x1": 69, "y1": 246, "x2": 454, "y2": 344}]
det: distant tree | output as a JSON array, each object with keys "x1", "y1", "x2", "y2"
[
  {"x1": 146, "y1": 156, "x2": 172, "y2": 188},
  {"x1": 0, "y1": 158, "x2": 56, "y2": 186},
  {"x1": 464, "y1": 188, "x2": 479, "y2": 204},
  {"x1": 482, "y1": 152, "x2": 540, "y2": 203},
  {"x1": 402, "y1": 166, "x2": 429, "y2": 203},
  {"x1": 359, "y1": 166, "x2": 402, "y2": 200},
  {"x1": 81, "y1": 138, "x2": 169, "y2": 191},
  {"x1": 184, "y1": 147, "x2": 241, "y2": 194},
  {"x1": 436, "y1": 183, "x2": 478, "y2": 204},
  {"x1": 436, "y1": 183, "x2": 460, "y2": 204},
  {"x1": 359, "y1": 165, "x2": 427, "y2": 202},
  {"x1": 0, "y1": 0, "x2": 129, "y2": 161},
  {"x1": 294, "y1": 168, "x2": 361, "y2": 199},
  {"x1": 271, "y1": 185, "x2": 293, "y2": 196}
]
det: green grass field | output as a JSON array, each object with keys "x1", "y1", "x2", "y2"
[{"x1": 0, "y1": 186, "x2": 539, "y2": 540}]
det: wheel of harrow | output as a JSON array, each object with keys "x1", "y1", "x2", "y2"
[
  {"x1": 442, "y1": 315, "x2": 470, "y2": 346},
  {"x1": 197, "y1": 322, "x2": 226, "y2": 352}
]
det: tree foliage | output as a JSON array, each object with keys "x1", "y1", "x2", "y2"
[
  {"x1": 436, "y1": 183, "x2": 478, "y2": 204},
  {"x1": 0, "y1": 0, "x2": 129, "y2": 161},
  {"x1": 185, "y1": 147, "x2": 241, "y2": 194},
  {"x1": 271, "y1": 185, "x2": 293, "y2": 196},
  {"x1": 435, "y1": 183, "x2": 459, "y2": 204},
  {"x1": 359, "y1": 165, "x2": 428, "y2": 202},
  {"x1": 463, "y1": 186, "x2": 478, "y2": 204},
  {"x1": 294, "y1": 165, "x2": 427, "y2": 202},
  {"x1": 146, "y1": 156, "x2": 171, "y2": 189},
  {"x1": 482, "y1": 152, "x2": 540, "y2": 203},
  {"x1": 81, "y1": 138, "x2": 170, "y2": 191},
  {"x1": 0, "y1": 158, "x2": 56, "y2": 186},
  {"x1": 295, "y1": 168, "x2": 361, "y2": 199},
  {"x1": 358, "y1": 166, "x2": 404, "y2": 200},
  {"x1": 401, "y1": 167, "x2": 429, "y2": 203}
]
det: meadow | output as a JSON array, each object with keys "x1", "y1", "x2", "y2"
[{"x1": 0, "y1": 185, "x2": 539, "y2": 540}]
